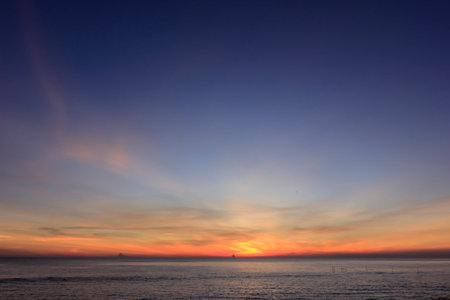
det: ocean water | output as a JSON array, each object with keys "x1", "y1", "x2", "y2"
[{"x1": 0, "y1": 258, "x2": 449, "y2": 299}]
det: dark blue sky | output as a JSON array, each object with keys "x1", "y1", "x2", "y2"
[{"x1": 0, "y1": 0, "x2": 449, "y2": 255}]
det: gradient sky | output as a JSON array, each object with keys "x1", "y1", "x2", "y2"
[{"x1": 0, "y1": 0, "x2": 449, "y2": 257}]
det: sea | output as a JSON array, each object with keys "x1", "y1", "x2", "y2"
[{"x1": 0, "y1": 258, "x2": 449, "y2": 299}]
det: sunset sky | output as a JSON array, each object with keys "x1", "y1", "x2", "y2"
[{"x1": 0, "y1": 0, "x2": 449, "y2": 257}]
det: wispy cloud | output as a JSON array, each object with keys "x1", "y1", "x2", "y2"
[
  {"x1": 60, "y1": 137, "x2": 131, "y2": 174},
  {"x1": 0, "y1": 197, "x2": 448, "y2": 256}
]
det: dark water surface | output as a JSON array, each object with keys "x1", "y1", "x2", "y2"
[{"x1": 0, "y1": 258, "x2": 449, "y2": 299}]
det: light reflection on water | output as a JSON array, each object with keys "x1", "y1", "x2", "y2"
[{"x1": 0, "y1": 258, "x2": 449, "y2": 299}]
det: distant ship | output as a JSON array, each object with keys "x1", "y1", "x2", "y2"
[
  {"x1": 118, "y1": 253, "x2": 127, "y2": 258},
  {"x1": 231, "y1": 254, "x2": 236, "y2": 259}
]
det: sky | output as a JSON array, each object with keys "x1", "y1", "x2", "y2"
[{"x1": 0, "y1": 0, "x2": 449, "y2": 257}]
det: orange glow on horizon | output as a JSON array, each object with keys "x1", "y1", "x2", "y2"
[
  {"x1": 1, "y1": 234, "x2": 449, "y2": 258},
  {"x1": 1, "y1": 199, "x2": 449, "y2": 258}
]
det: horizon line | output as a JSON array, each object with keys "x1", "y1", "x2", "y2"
[{"x1": 1, "y1": 249, "x2": 449, "y2": 259}]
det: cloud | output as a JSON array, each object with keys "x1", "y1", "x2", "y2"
[
  {"x1": 18, "y1": 0, "x2": 67, "y2": 139},
  {"x1": 291, "y1": 225, "x2": 352, "y2": 234},
  {"x1": 60, "y1": 137, "x2": 131, "y2": 174},
  {"x1": 32, "y1": 236, "x2": 99, "y2": 242},
  {"x1": 1, "y1": 187, "x2": 449, "y2": 256}
]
